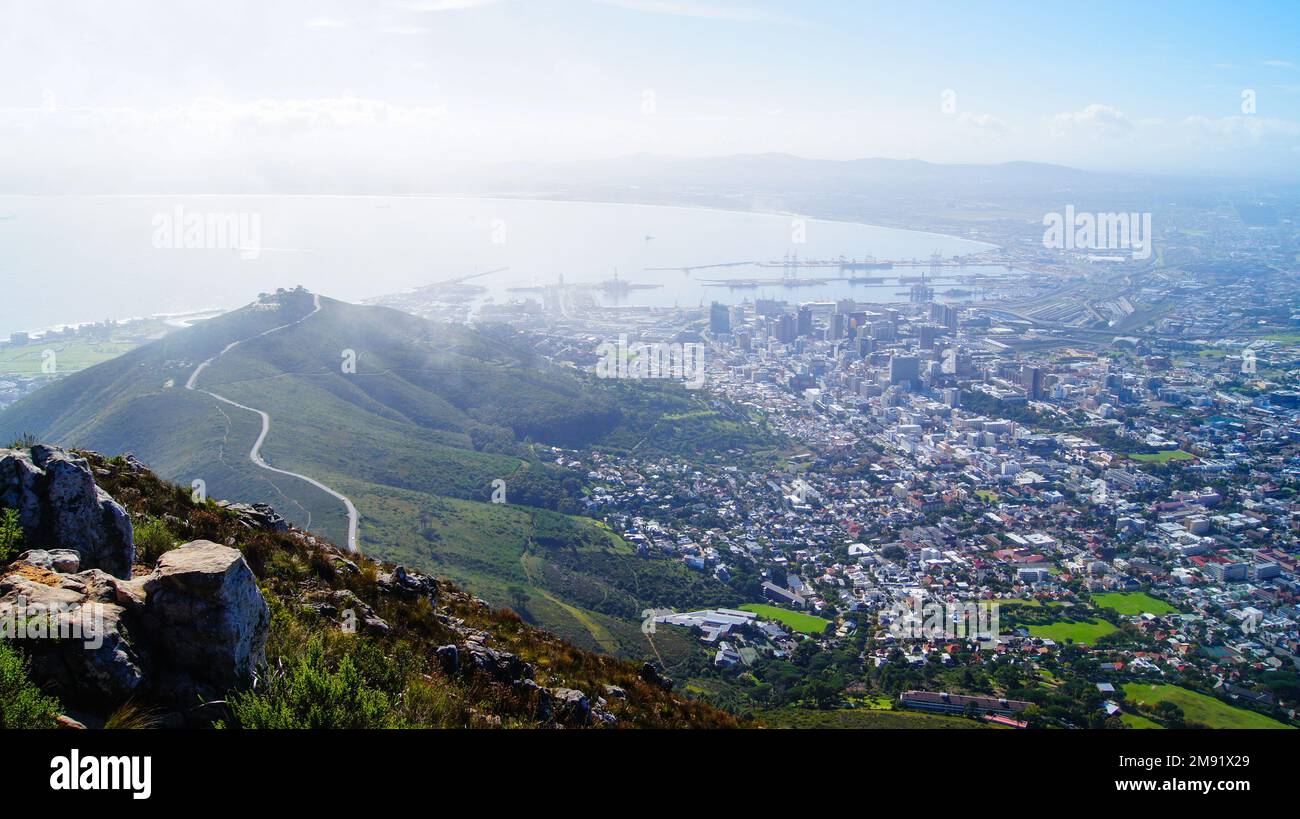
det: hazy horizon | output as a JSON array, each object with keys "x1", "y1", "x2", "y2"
[{"x1": 3, "y1": 0, "x2": 1298, "y2": 192}]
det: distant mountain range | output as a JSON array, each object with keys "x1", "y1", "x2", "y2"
[{"x1": 8, "y1": 151, "x2": 1278, "y2": 199}]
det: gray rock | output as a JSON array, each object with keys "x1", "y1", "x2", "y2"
[
  {"x1": 549, "y1": 687, "x2": 591, "y2": 726},
  {"x1": 138, "y1": 540, "x2": 269, "y2": 688},
  {"x1": 436, "y1": 644, "x2": 460, "y2": 675},
  {"x1": 602, "y1": 684, "x2": 627, "y2": 699},
  {"x1": 0, "y1": 573, "x2": 146, "y2": 706},
  {"x1": 465, "y1": 642, "x2": 533, "y2": 683},
  {"x1": 0, "y1": 446, "x2": 134, "y2": 578},
  {"x1": 16, "y1": 548, "x2": 82, "y2": 574}
]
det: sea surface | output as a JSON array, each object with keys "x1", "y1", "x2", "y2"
[{"x1": 0, "y1": 195, "x2": 1002, "y2": 335}]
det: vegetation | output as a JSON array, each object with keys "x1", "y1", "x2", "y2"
[
  {"x1": 132, "y1": 516, "x2": 178, "y2": 564},
  {"x1": 1123, "y1": 683, "x2": 1294, "y2": 730},
  {"x1": 85, "y1": 450, "x2": 742, "y2": 729},
  {"x1": 0, "y1": 297, "x2": 776, "y2": 659},
  {"x1": 758, "y1": 706, "x2": 992, "y2": 729},
  {"x1": 0, "y1": 507, "x2": 21, "y2": 562},
  {"x1": 0, "y1": 641, "x2": 61, "y2": 729},
  {"x1": 220, "y1": 633, "x2": 399, "y2": 729}
]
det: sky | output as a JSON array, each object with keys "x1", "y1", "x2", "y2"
[{"x1": 1, "y1": 0, "x2": 1298, "y2": 185}]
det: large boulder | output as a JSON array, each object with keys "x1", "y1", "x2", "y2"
[
  {"x1": 0, "y1": 446, "x2": 134, "y2": 578},
  {"x1": 0, "y1": 571, "x2": 147, "y2": 707},
  {"x1": 138, "y1": 541, "x2": 270, "y2": 688}
]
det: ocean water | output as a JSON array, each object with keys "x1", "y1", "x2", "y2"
[{"x1": 0, "y1": 195, "x2": 999, "y2": 335}]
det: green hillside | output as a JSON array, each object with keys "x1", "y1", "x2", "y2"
[{"x1": 0, "y1": 290, "x2": 758, "y2": 658}]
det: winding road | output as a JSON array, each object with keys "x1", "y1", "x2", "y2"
[{"x1": 185, "y1": 294, "x2": 360, "y2": 552}]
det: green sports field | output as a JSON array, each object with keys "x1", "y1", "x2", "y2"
[
  {"x1": 1027, "y1": 618, "x2": 1117, "y2": 644},
  {"x1": 739, "y1": 603, "x2": 831, "y2": 635},
  {"x1": 1091, "y1": 592, "x2": 1179, "y2": 616},
  {"x1": 1127, "y1": 449, "x2": 1194, "y2": 464}
]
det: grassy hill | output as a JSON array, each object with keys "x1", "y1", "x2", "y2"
[
  {"x1": 3, "y1": 450, "x2": 742, "y2": 729},
  {"x1": 0, "y1": 290, "x2": 759, "y2": 658}
]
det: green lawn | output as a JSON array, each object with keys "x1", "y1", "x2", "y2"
[
  {"x1": 1123, "y1": 684, "x2": 1294, "y2": 729},
  {"x1": 1027, "y1": 618, "x2": 1118, "y2": 644},
  {"x1": 1120, "y1": 712, "x2": 1163, "y2": 730},
  {"x1": 0, "y1": 339, "x2": 139, "y2": 376},
  {"x1": 1092, "y1": 591, "x2": 1179, "y2": 616},
  {"x1": 758, "y1": 707, "x2": 992, "y2": 729},
  {"x1": 739, "y1": 603, "x2": 831, "y2": 635},
  {"x1": 1127, "y1": 449, "x2": 1194, "y2": 464}
]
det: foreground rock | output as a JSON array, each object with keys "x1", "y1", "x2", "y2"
[
  {"x1": 0, "y1": 540, "x2": 268, "y2": 712},
  {"x1": 0, "y1": 446, "x2": 134, "y2": 578},
  {"x1": 138, "y1": 541, "x2": 270, "y2": 688}
]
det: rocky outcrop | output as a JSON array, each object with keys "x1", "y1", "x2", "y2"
[
  {"x1": 0, "y1": 540, "x2": 268, "y2": 713},
  {"x1": 216, "y1": 501, "x2": 289, "y2": 534},
  {"x1": 549, "y1": 687, "x2": 591, "y2": 726},
  {"x1": 137, "y1": 541, "x2": 270, "y2": 688},
  {"x1": 304, "y1": 588, "x2": 390, "y2": 636},
  {"x1": 0, "y1": 446, "x2": 134, "y2": 578},
  {"x1": 17, "y1": 548, "x2": 81, "y2": 573},
  {"x1": 0, "y1": 570, "x2": 146, "y2": 706},
  {"x1": 465, "y1": 641, "x2": 534, "y2": 684}
]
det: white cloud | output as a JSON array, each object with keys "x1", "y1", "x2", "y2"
[
  {"x1": 1263, "y1": 59, "x2": 1296, "y2": 69},
  {"x1": 1050, "y1": 104, "x2": 1134, "y2": 139},
  {"x1": 306, "y1": 18, "x2": 348, "y2": 29},
  {"x1": 406, "y1": 0, "x2": 506, "y2": 10},
  {"x1": 593, "y1": 0, "x2": 796, "y2": 24},
  {"x1": 1179, "y1": 114, "x2": 1300, "y2": 145},
  {"x1": 956, "y1": 112, "x2": 1008, "y2": 138}
]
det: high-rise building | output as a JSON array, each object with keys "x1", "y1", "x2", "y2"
[
  {"x1": 797, "y1": 305, "x2": 813, "y2": 337},
  {"x1": 828, "y1": 312, "x2": 847, "y2": 341},
  {"x1": 709, "y1": 301, "x2": 730, "y2": 334},
  {"x1": 889, "y1": 354, "x2": 921, "y2": 388},
  {"x1": 869, "y1": 321, "x2": 896, "y2": 342},
  {"x1": 776, "y1": 313, "x2": 797, "y2": 344},
  {"x1": 929, "y1": 302, "x2": 959, "y2": 331},
  {"x1": 1021, "y1": 365, "x2": 1045, "y2": 400},
  {"x1": 917, "y1": 323, "x2": 941, "y2": 350}
]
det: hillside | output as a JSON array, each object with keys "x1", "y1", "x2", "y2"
[
  {"x1": 0, "y1": 289, "x2": 755, "y2": 656},
  {"x1": 0, "y1": 445, "x2": 739, "y2": 729}
]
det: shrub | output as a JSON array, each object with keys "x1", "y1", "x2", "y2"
[
  {"x1": 132, "y1": 516, "x2": 176, "y2": 564},
  {"x1": 0, "y1": 508, "x2": 22, "y2": 562},
  {"x1": 218, "y1": 637, "x2": 398, "y2": 729},
  {"x1": 0, "y1": 641, "x2": 60, "y2": 729}
]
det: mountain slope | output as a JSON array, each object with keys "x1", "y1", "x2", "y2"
[
  {"x1": 0, "y1": 289, "x2": 742, "y2": 657},
  {"x1": 2, "y1": 447, "x2": 740, "y2": 729}
]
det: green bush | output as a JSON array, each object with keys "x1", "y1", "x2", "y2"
[
  {"x1": 0, "y1": 641, "x2": 60, "y2": 728},
  {"x1": 0, "y1": 508, "x2": 21, "y2": 562},
  {"x1": 218, "y1": 637, "x2": 398, "y2": 729},
  {"x1": 133, "y1": 516, "x2": 176, "y2": 564}
]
